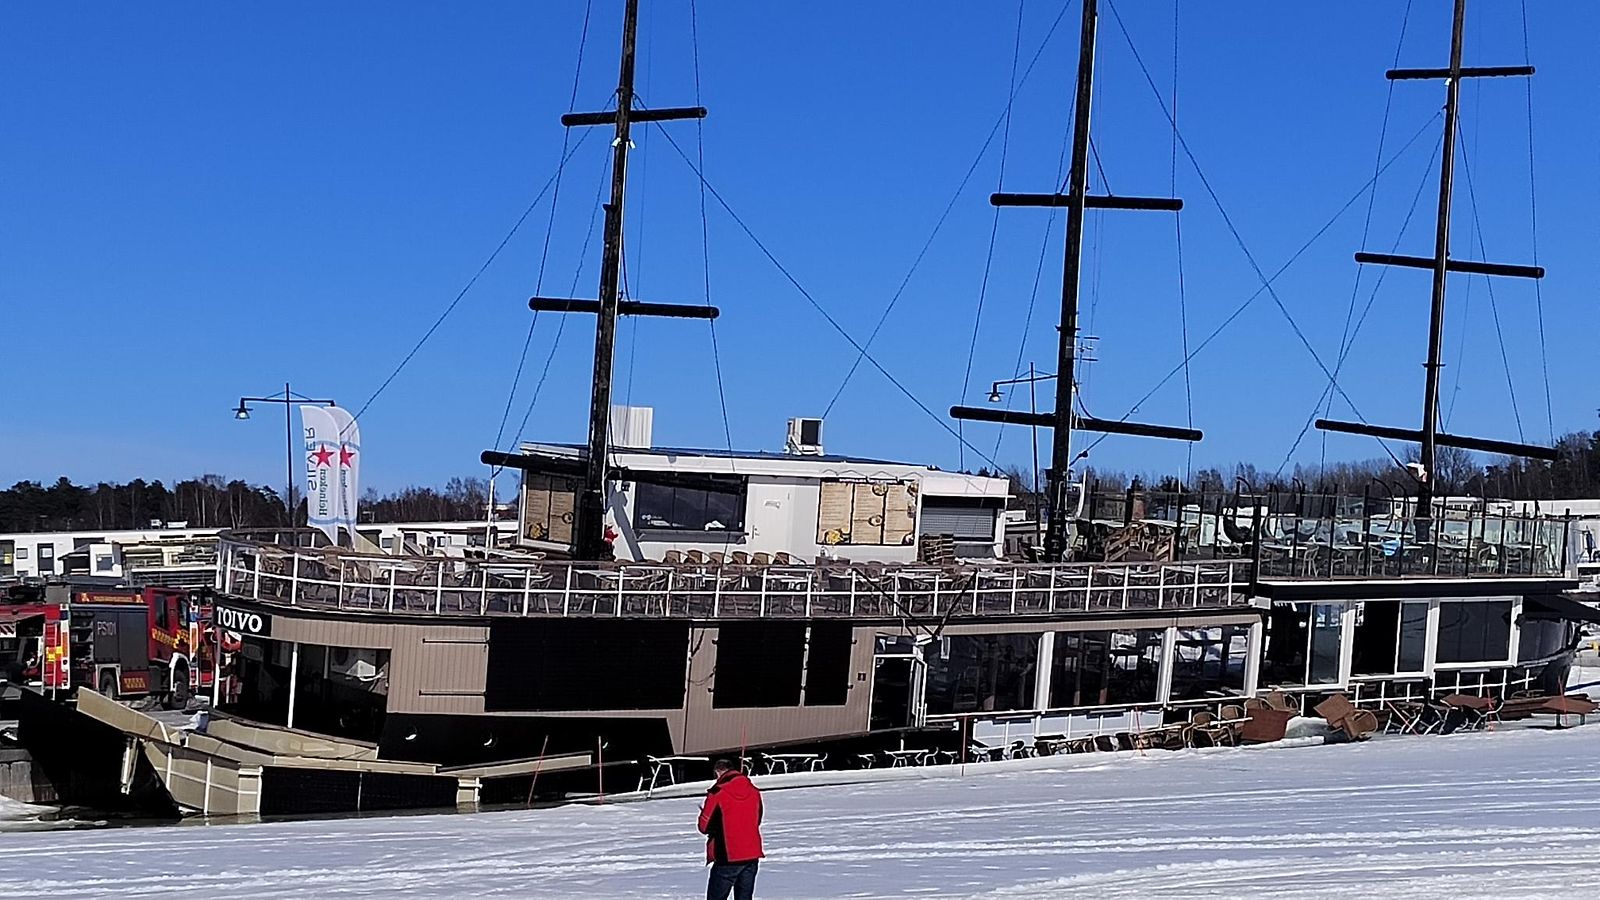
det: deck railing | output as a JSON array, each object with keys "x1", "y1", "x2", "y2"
[{"x1": 215, "y1": 535, "x2": 1251, "y2": 619}]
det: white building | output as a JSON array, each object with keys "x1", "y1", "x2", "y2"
[{"x1": 515, "y1": 436, "x2": 1012, "y2": 564}]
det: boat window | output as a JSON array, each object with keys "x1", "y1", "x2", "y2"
[
  {"x1": 817, "y1": 480, "x2": 916, "y2": 546},
  {"x1": 1169, "y1": 625, "x2": 1250, "y2": 699},
  {"x1": 803, "y1": 623, "x2": 854, "y2": 706},
  {"x1": 1261, "y1": 604, "x2": 1309, "y2": 685},
  {"x1": 1351, "y1": 600, "x2": 1427, "y2": 676},
  {"x1": 924, "y1": 633, "x2": 1039, "y2": 715},
  {"x1": 1308, "y1": 604, "x2": 1343, "y2": 684},
  {"x1": 635, "y1": 477, "x2": 746, "y2": 533},
  {"x1": 1518, "y1": 617, "x2": 1568, "y2": 663},
  {"x1": 1049, "y1": 629, "x2": 1164, "y2": 708},
  {"x1": 485, "y1": 620, "x2": 690, "y2": 711},
  {"x1": 917, "y1": 498, "x2": 1001, "y2": 557},
  {"x1": 1436, "y1": 600, "x2": 1512, "y2": 664},
  {"x1": 714, "y1": 622, "x2": 805, "y2": 708}
]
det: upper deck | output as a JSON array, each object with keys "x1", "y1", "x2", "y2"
[
  {"x1": 1078, "y1": 489, "x2": 1572, "y2": 580},
  {"x1": 216, "y1": 532, "x2": 1251, "y2": 621}
]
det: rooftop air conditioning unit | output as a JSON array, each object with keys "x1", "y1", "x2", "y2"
[{"x1": 786, "y1": 417, "x2": 824, "y2": 456}]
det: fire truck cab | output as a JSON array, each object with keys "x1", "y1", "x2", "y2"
[{"x1": 1, "y1": 578, "x2": 213, "y2": 707}]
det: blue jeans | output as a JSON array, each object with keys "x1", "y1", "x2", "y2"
[{"x1": 707, "y1": 860, "x2": 758, "y2": 900}]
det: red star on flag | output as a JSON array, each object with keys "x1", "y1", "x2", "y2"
[
  {"x1": 312, "y1": 445, "x2": 335, "y2": 467},
  {"x1": 339, "y1": 446, "x2": 356, "y2": 467}
]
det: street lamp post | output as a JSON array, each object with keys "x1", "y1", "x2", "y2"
[
  {"x1": 989, "y1": 364, "x2": 1057, "y2": 541},
  {"x1": 234, "y1": 382, "x2": 336, "y2": 526}
]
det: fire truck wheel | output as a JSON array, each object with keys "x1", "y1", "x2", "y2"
[
  {"x1": 98, "y1": 671, "x2": 118, "y2": 700},
  {"x1": 165, "y1": 664, "x2": 191, "y2": 710}
]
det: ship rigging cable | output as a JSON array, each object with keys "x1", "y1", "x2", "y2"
[
  {"x1": 1097, "y1": 0, "x2": 1406, "y2": 469},
  {"x1": 1456, "y1": 130, "x2": 1526, "y2": 443},
  {"x1": 957, "y1": 0, "x2": 1028, "y2": 471},
  {"x1": 688, "y1": 0, "x2": 734, "y2": 454},
  {"x1": 1519, "y1": 0, "x2": 1554, "y2": 443},
  {"x1": 648, "y1": 121, "x2": 1006, "y2": 471},
  {"x1": 350, "y1": 129, "x2": 594, "y2": 425},
  {"x1": 1075, "y1": 109, "x2": 1443, "y2": 465},
  {"x1": 819, "y1": 0, "x2": 1078, "y2": 422},
  {"x1": 1170, "y1": 0, "x2": 1193, "y2": 481},
  {"x1": 1314, "y1": 0, "x2": 1413, "y2": 473},
  {"x1": 493, "y1": 0, "x2": 595, "y2": 455},
  {"x1": 1276, "y1": 131, "x2": 1445, "y2": 476}
]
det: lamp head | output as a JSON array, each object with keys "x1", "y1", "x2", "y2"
[
  {"x1": 987, "y1": 388, "x2": 1003, "y2": 403},
  {"x1": 234, "y1": 403, "x2": 251, "y2": 420}
]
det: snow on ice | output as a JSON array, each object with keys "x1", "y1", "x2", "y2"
[{"x1": 2, "y1": 725, "x2": 1597, "y2": 898}]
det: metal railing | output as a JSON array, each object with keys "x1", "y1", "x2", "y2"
[{"x1": 215, "y1": 534, "x2": 1251, "y2": 620}]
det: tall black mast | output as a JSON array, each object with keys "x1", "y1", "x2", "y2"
[
  {"x1": 1316, "y1": 0, "x2": 1551, "y2": 541},
  {"x1": 522, "y1": 0, "x2": 717, "y2": 559},
  {"x1": 952, "y1": 0, "x2": 1199, "y2": 562}
]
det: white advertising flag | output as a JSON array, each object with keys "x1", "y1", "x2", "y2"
[
  {"x1": 301, "y1": 405, "x2": 342, "y2": 544},
  {"x1": 326, "y1": 405, "x2": 361, "y2": 538}
]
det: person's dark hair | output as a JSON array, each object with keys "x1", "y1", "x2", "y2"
[{"x1": 711, "y1": 758, "x2": 737, "y2": 774}]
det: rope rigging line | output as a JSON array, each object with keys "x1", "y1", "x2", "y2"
[
  {"x1": 990, "y1": 111, "x2": 1075, "y2": 466},
  {"x1": 490, "y1": 153, "x2": 614, "y2": 477},
  {"x1": 819, "y1": 0, "x2": 1079, "y2": 422},
  {"x1": 648, "y1": 121, "x2": 1006, "y2": 471},
  {"x1": 1456, "y1": 127, "x2": 1526, "y2": 443},
  {"x1": 688, "y1": 0, "x2": 735, "y2": 455},
  {"x1": 1170, "y1": 0, "x2": 1192, "y2": 482},
  {"x1": 1519, "y1": 0, "x2": 1554, "y2": 443},
  {"x1": 351, "y1": 128, "x2": 595, "y2": 425},
  {"x1": 493, "y1": 0, "x2": 596, "y2": 454},
  {"x1": 1445, "y1": 59, "x2": 1486, "y2": 430},
  {"x1": 957, "y1": 0, "x2": 1028, "y2": 470},
  {"x1": 1102, "y1": 0, "x2": 1405, "y2": 470},
  {"x1": 621, "y1": 6, "x2": 653, "y2": 409},
  {"x1": 1075, "y1": 108, "x2": 1443, "y2": 466},
  {"x1": 1276, "y1": 131, "x2": 1446, "y2": 476},
  {"x1": 1318, "y1": 0, "x2": 1412, "y2": 471}
]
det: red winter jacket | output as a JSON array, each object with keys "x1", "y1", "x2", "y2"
[{"x1": 698, "y1": 770, "x2": 764, "y2": 864}]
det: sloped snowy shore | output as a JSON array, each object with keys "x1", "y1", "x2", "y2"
[{"x1": 2, "y1": 726, "x2": 1596, "y2": 898}]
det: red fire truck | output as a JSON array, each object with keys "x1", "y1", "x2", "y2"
[{"x1": 0, "y1": 579, "x2": 214, "y2": 707}]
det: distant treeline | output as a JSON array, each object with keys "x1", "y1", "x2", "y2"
[
  {"x1": 982, "y1": 430, "x2": 1600, "y2": 504},
  {"x1": 0, "y1": 475, "x2": 500, "y2": 533}
]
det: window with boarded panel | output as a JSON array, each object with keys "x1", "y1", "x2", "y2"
[
  {"x1": 816, "y1": 480, "x2": 917, "y2": 546},
  {"x1": 804, "y1": 623, "x2": 854, "y2": 706},
  {"x1": 485, "y1": 619, "x2": 689, "y2": 711},
  {"x1": 521, "y1": 473, "x2": 579, "y2": 545},
  {"x1": 713, "y1": 622, "x2": 806, "y2": 708}
]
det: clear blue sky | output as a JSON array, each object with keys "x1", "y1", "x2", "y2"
[{"x1": 3, "y1": 1, "x2": 1596, "y2": 494}]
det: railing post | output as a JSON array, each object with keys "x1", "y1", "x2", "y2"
[
  {"x1": 521, "y1": 567, "x2": 531, "y2": 616},
  {"x1": 480, "y1": 565, "x2": 489, "y2": 615},
  {"x1": 713, "y1": 567, "x2": 723, "y2": 618},
  {"x1": 337, "y1": 558, "x2": 347, "y2": 610},
  {"x1": 617, "y1": 567, "x2": 626, "y2": 617},
  {"x1": 252, "y1": 552, "x2": 261, "y2": 600},
  {"x1": 388, "y1": 566, "x2": 397, "y2": 613},
  {"x1": 848, "y1": 569, "x2": 857, "y2": 617},
  {"x1": 290, "y1": 552, "x2": 301, "y2": 606},
  {"x1": 804, "y1": 569, "x2": 814, "y2": 618},
  {"x1": 1086, "y1": 564, "x2": 1094, "y2": 612},
  {"x1": 665, "y1": 569, "x2": 674, "y2": 617},
  {"x1": 562, "y1": 565, "x2": 573, "y2": 616},
  {"x1": 1122, "y1": 565, "x2": 1131, "y2": 610},
  {"x1": 1047, "y1": 566, "x2": 1057, "y2": 613},
  {"x1": 1009, "y1": 568, "x2": 1019, "y2": 615},
  {"x1": 932, "y1": 571, "x2": 941, "y2": 618},
  {"x1": 759, "y1": 569, "x2": 769, "y2": 618},
  {"x1": 1157, "y1": 564, "x2": 1166, "y2": 610},
  {"x1": 435, "y1": 562, "x2": 444, "y2": 614}
]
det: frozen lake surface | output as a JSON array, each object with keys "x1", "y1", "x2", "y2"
[{"x1": 2, "y1": 725, "x2": 1597, "y2": 898}]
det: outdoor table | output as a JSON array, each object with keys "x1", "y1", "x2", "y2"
[
  {"x1": 764, "y1": 752, "x2": 824, "y2": 774},
  {"x1": 637, "y1": 755, "x2": 710, "y2": 792}
]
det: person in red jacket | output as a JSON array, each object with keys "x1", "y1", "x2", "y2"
[{"x1": 697, "y1": 758, "x2": 764, "y2": 900}]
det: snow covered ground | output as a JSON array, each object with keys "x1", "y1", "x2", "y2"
[{"x1": 3, "y1": 726, "x2": 1598, "y2": 899}]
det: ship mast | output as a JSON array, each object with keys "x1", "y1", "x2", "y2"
[
  {"x1": 525, "y1": 0, "x2": 718, "y2": 560},
  {"x1": 952, "y1": 0, "x2": 1200, "y2": 563},
  {"x1": 1316, "y1": 0, "x2": 1552, "y2": 542}
]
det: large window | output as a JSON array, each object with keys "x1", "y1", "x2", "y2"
[
  {"x1": 1169, "y1": 625, "x2": 1249, "y2": 699},
  {"x1": 1436, "y1": 601, "x2": 1512, "y2": 664},
  {"x1": 918, "y1": 498, "x2": 1001, "y2": 557},
  {"x1": 714, "y1": 622, "x2": 804, "y2": 708},
  {"x1": 1352, "y1": 600, "x2": 1429, "y2": 676},
  {"x1": 635, "y1": 477, "x2": 746, "y2": 533},
  {"x1": 817, "y1": 480, "x2": 916, "y2": 546},
  {"x1": 1518, "y1": 617, "x2": 1569, "y2": 663},
  {"x1": 925, "y1": 633, "x2": 1038, "y2": 715},
  {"x1": 1050, "y1": 629, "x2": 1164, "y2": 708}
]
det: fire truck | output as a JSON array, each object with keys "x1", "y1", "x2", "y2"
[{"x1": 0, "y1": 578, "x2": 214, "y2": 707}]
